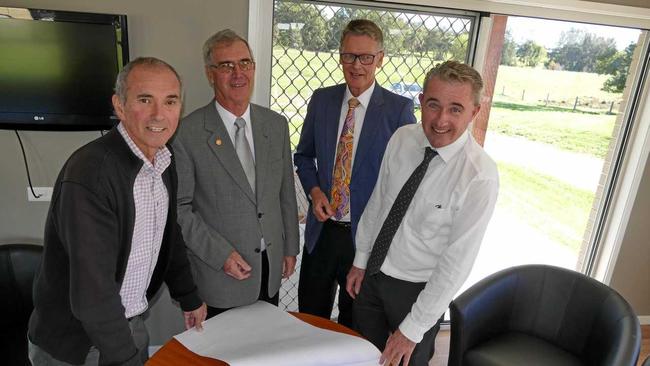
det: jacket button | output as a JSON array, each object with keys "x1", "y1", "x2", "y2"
[{"x1": 258, "y1": 213, "x2": 263, "y2": 218}]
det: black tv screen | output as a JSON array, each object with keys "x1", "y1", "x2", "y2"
[{"x1": 0, "y1": 8, "x2": 128, "y2": 130}]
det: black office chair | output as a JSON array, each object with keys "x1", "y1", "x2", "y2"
[
  {"x1": 448, "y1": 264, "x2": 641, "y2": 366},
  {"x1": 0, "y1": 244, "x2": 43, "y2": 366}
]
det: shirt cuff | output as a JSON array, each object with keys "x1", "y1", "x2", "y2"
[
  {"x1": 398, "y1": 312, "x2": 428, "y2": 343},
  {"x1": 353, "y1": 250, "x2": 370, "y2": 269}
]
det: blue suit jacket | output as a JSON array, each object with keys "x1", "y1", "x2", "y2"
[{"x1": 294, "y1": 83, "x2": 416, "y2": 253}]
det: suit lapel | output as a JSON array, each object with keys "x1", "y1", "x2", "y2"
[
  {"x1": 352, "y1": 85, "x2": 384, "y2": 176},
  {"x1": 324, "y1": 85, "x2": 347, "y2": 188},
  {"x1": 203, "y1": 102, "x2": 256, "y2": 203},
  {"x1": 251, "y1": 105, "x2": 269, "y2": 201}
]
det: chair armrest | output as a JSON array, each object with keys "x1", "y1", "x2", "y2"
[{"x1": 447, "y1": 271, "x2": 517, "y2": 366}]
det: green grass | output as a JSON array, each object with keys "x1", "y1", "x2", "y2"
[
  {"x1": 494, "y1": 65, "x2": 621, "y2": 103},
  {"x1": 497, "y1": 161, "x2": 594, "y2": 250},
  {"x1": 489, "y1": 97, "x2": 616, "y2": 158}
]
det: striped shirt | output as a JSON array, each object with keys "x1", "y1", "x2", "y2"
[{"x1": 117, "y1": 123, "x2": 171, "y2": 318}]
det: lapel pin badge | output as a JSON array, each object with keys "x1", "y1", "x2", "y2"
[{"x1": 216, "y1": 138, "x2": 222, "y2": 146}]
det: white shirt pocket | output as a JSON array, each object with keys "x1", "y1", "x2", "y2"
[{"x1": 408, "y1": 205, "x2": 453, "y2": 245}]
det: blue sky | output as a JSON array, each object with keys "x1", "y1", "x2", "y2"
[{"x1": 507, "y1": 16, "x2": 642, "y2": 50}]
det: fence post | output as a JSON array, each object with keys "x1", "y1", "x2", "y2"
[
  {"x1": 545, "y1": 93, "x2": 549, "y2": 106},
  {"x1": 609, "y1": 101, "x2": 615, "y2": 114},
  {"x1": 521, "y1": 89, "x2": 525, "y2": 101},
  {"x1": 573, "y1": 96, "x2": 579, "y2": 111},
  {"x1": 501, "y1": 85, "x2": 505, "y2": 95}
]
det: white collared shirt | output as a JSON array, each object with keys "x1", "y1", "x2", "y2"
[
  {"x1": 117, "y1": 123, "x2": 171, "y2": 318},
  {"x1": 354, "y1": 124, "x2": 499, "y2": 343},
  {"x1": 332, "y1": 81, "x2": 376, "y2": 222},
  {"x1": 215, "y1": 101, "x2": 255, "y2": 162}
]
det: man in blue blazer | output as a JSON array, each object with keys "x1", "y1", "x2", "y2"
[{"x1": 294, "y1": 19, "x2": 416, "y2": 328}]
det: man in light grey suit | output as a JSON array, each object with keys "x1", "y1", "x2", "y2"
[{"x1": 173, "y1": 29, "x2": 300, "y2": 318}]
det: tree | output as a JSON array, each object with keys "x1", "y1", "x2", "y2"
[
  {"x1": 325, "y1": 8, "x2": 355, "y2": 50},
  {"x1": 273, "y1": 2, "x2": 307, "y2": 48},
  {"x1": 548, "y1": 28, "x2": 617, "y2": 72},
  {"x1": 425, "y1": 28, "x2": 452, "y2": 61},
  {"x1": 601, "y1": 42, "x2": 636, "y2": 93},
  {"x1": 449, "y1": 33, "x2": 469, "y2": 61},
  {"x1": 516, "y1": 40, "x2": 547, "y2": 67},
  {"x1": 354, "y1": 9, "x2": 407, "y2": 54},
  {"x1": 301, "y1": 13, "x2": 328, "y2": 51},
  {"x1": 500, "y1": 30, "x2": 517, "y2": 66}
]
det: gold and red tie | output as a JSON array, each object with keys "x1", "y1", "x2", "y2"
[{"x1": 331, "y1": 97, "x2": 360, "y2": 220}]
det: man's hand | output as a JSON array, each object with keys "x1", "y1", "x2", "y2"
[
  {"x1": 184, "y1": 302, "x2": 207, "y2": 331},
  {"x1": 282, "y1": 256, "x2": 297, "y2": 278},
  {"x1": 346, "y1": 266, "x2": 365, "y2": 299},
  {"x1": 224, "y1": 251, "x2": 252, "y2": 280},
  {"x1": 310, "y1": 187, "x2": 334, "y2": 222},
  {"x1": 380, "y1": 330, "x2": 416, "y2": 366}
]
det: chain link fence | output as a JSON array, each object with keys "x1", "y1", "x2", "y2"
[{"x1": 274, "y1": 0, "x2": 477, "y2": 315}]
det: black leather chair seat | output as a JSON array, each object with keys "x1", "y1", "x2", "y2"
[
  {"x1": 448, "y1": 265, "x2": 641, "y2": 366},
  {"x1": 465, "y1": 332, "x2": 582, "y2": 366}
]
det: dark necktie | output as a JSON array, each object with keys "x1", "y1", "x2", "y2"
[{"x1": 365, "y1": 147, "x2": 437, "y2": 275}]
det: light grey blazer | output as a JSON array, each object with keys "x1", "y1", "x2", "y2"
[{"x1": 172, "y1": 101, "x2": 300, "y2": 308}]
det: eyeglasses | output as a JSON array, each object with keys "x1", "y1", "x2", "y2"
[
  {"x1": 209, "y1": 59, "x2": 255, "y2": 73},
  {"x1": 340, "y1": 52, "x2": 382, "y2": 65}
]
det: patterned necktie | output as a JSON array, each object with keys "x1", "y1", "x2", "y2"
[
  {"x1": 331, "y1": 97, "x2": 360, "y2": 220},
  {"x1": 234, "y1": 117, "x2": 256, "y2": 194},
  {"x1": 365, "y1": 147, "x2": 437, "y2": 275}
]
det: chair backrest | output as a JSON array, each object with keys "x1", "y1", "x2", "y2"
[
  {"x1": 504, "y1": 265, "x2": 639, "y2": 365},
  {"x1": 0, "y1": 243, "x2": 43, "y2": 365},
  {"x1": 454, "y1": 264, "x2": 641, "y2": 366}
]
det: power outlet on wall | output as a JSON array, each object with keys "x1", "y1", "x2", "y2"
[{"x1": 27, "y1": 187, "x2": 53, "y2": 202}]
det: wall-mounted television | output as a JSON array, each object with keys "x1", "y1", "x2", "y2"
[{"x1": 0, "y1": 7, "x2": 128, "y2": 131}]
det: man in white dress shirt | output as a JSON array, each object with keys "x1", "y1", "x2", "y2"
[{"x1": 346, "y1": 61, "x2": 499, "y2": 366}]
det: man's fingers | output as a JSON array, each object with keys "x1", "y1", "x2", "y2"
[
  {"x1": 354, "y1": 278, "x2": 362, "y2": 296},
  {"x1": 402, "y1": 352, "x2": 411, "y2": 366},
  {"x1": 314, "y1": 203, "x2": 329, "y2": 221},
  {"x1": 345, "y1": 279, "x2": 355, "y2": 299},
  {"x1": 194, "y1": 319, "x2": 204, "y2": 331},
  {"x1": 225, "y1": 264, "x2": 250, "y2": 280},
  {"x1": 237, "y1": 260, "x2": 252, "y2": 273},
  {"x1": 324, "y1": 203, "x2": 335, "y2": 216}
]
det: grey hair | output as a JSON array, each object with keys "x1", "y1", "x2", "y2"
[
  {"x1": 340, "y1": 19, "x2": 384, "y2": 51},
  {"x1": 423, "y1": 60, "x2": 483, "y2": 105},
  {"x1": 202, "y1": 29, "x2": 254, "y2": 66},
  {"x1": 114, "y1": 57, "x2": 183, "y2": 104}
]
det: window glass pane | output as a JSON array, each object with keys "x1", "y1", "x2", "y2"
[{"x1": 461, "y1": 16, "x2": 643, "y2": 295}]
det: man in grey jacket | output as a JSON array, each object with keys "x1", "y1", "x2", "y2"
[{"x1": 173, "y1": 29, "x2": 300, "y2": 318}]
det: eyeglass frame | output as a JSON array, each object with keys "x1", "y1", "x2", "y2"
[
  {"x1": 208, "y1": 58, "x2": 256, "y2": 73},
  {"x1": 339, "y1": 51, "x2": 383, "y2": 65}
]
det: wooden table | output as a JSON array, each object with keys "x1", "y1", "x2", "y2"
[{"x1": 147, "y1": 312, "x2": 360, "y2": 366}]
